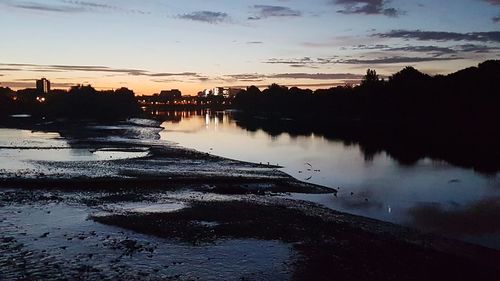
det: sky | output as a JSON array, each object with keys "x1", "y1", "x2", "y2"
[{"x1": 0, "y1": 0, "x2": 499, "y2": 95}]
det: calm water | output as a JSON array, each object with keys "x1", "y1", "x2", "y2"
[
  {"x1": 0, "y1": 128, "x2": 150, "y2": 174},
  {"x1": 159, "y1": 110, "x2": 500, "y2": 249}
]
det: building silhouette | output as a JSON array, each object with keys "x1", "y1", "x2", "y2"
[
  {"x1": 36, "y1": 78, "x2": 50, "y2": 94},
  {"x1": 159, "y1": 89, "x2": 182, "y2": 100}
]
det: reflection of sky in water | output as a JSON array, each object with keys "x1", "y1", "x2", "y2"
[
  {"x1": 0, "y1": 128, "x2": 149, "y2": 173},
  {"x1": 160, "y1": 111, "x2": 500, "y2": 249},
  {"x1": 0, "y1": 129, "x2": 67, "y2": 148}
]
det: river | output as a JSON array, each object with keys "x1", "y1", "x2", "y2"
[{"x1": 159, "y1": 110, "x2": 500, "y2": 249}]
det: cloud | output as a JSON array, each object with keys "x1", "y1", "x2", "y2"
[
  {"x1": 331, "y1": 0, "x2": 403, "y2": 17},
  {"x1": 289, "y1": 64, "x2": 320, "y2": 69},
  {"x1": 456, "y1": 44, "x2": 500, "y2": 53},
  {"x1": 374, "y1": 30, "x2": 500, "y2": 43},
  {"x1": 352, "y1": 44, "x2": 500, "y2": 54},
  {"x1": 13, "y1": 78, "x2": 44, "y2": 81},
  {"x1": 266, "y1": 57, "x2": 334, "y2": 66},
  {"x1": 46, "y1": 64, "x2": 147, "y2": 75},
  {"x1": 408, "y1": 198, "x2": 500, "y2": 235},
  {"x1": 0, "y1": 63, "x2": 201, "y2": 78},
  {"x1": 483, "y1": 0, "x2": 500, "y2": 5},
  {"x1": 150, "y1": 78, "x2": 184, "y2": 83},
  {"x1": 2, "y1": 63, "x2": 364, "y2": 89},
  {"x1": 0, "y1": 67, "x2": 25, "y2": 71},
  {"x1": 228, "y1": 82, "x2": 353, "y2": 89},
  {"x1": 0, "y1": 81, "x2": 75, "y2": 88},
  {"x1": 352, "y1": 44, "x2": 457, "y2": 55},
  {"x1": 9, "y1": 1, "x2": 84, "y2": 13},
  {"x1": 225, "y1": 74, "x2": 265, "y2": 81},
  {"x1": 178, "y1": 11, "x2": 229, "y2": 24},
  {"x1": 65, "y1": 1, "x2": 150, "y2": 14},
  {"x1": 268, "y1": 73, "x2": 363, "y2": 80},
  {"x1": 1, "y1": 0, "x2": 148, "y2": 14},
  {"x1": 224, "y1": 72, "x2": 363, "y2": 83},
  {"x1": 0, "y1": 0, "x2": 150, "y2": 14},
  {"x1": 351, "y1": 44, "x2": 391, "y2": 50},
  {"x1": 61, "y1": 0, "x2": 117, "y2": 11},
  {"x1": 382, "y1": 45, "x2": 457, "y2": 54},
  {"x1": 265, "y1": 55, "x2": 462, "y2": 66},
  {"x1": 335, "y1": 56, "x2": 462, "y2": 64},
  {"x1": 248, "y1": 5, "x2": 301, "y2": 20},
  {"x1": 147, "y1": 72, "x2": 199, "y2": 77},
  {"x1": 1, "y1": 62, "x2": 209, "y2": 88}
]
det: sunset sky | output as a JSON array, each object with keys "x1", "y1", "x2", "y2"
[{"x1": 1, "y1": 0, "x2": 499, "y2": 95}]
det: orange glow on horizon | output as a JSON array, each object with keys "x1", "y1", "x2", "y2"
[{"x1": 3, "y1": 76, "x2": 360, "y2": 96}]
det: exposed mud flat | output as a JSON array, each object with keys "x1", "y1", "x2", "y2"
[
  {"x1": 0, "y1": 189, "x2": 296, "y2": 280},
  {"x1": 1, "y1": 188, "x2": 500, "y2": 281}
]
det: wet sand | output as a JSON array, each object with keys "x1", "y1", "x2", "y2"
[{"x1": 1, "y1": 118, "x2": 500, "y2": 280}]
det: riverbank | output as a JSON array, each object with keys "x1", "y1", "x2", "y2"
[
  {"x1": 2, "y1": 187, "x2": 500, "y2": 280},
  {"x1": 1, "y1": 118, "x2": 499, "y2": 280}
]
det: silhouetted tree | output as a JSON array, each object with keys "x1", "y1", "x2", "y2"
[
  {"x1": 389, "y1": 66, "x2": 430, "y2": 84},
  {"x1": 231, "y1": 60, "x2": 500, "y2": 173},
  {"x1": 69, "y1": 84, "x2": 98, "y2": 95},
  {"x1": 264, "y1": 83, "x2": 288, "y2": 96},
  {"x1": 2, "y1": 84, "x2": 140, "y2": 120},
  {"x1": 361, "y1": 69, "x2": 380, "y2": 87},
  {"x1": 0, "y1": 87, "x2": 16, "y2": 116},
  {"x1": 246, "y1": 85, "x2": 261, "y2": 95},
  {"x1": 114, "y1": 87, "x2": 135, "y2": 96}
]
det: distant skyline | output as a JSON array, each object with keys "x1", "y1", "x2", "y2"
[{"x1": 1, "y1": 0, "x2": 499, "y2": 95}]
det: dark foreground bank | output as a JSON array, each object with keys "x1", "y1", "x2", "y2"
[{"x1": 1, "y1": 187, "x2": 500, "y2": 281}]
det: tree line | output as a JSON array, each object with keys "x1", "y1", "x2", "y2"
[
  {"x1": 232, "y1": 60, "x2": 500, "y2": 173},
  {"x1": 234, "y1": 60, "x2": 499, "y2": 126},
  {"x1": 0, "y1": 85, "x2": 139, "y2": 119}
]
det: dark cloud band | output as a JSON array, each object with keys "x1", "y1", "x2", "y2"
[
  {"x1": 248, "y1": 5, "x2": 302, "y2": 20},
  {"x1": 2, "y1": 0, "x2": 148, "y2": 15},
  {"x1": 0, "y1": 63, "x2": 202, "y2": 78},
  {"x1": 331, "y1": 0, "x2": 403, "y2": 17},
  {"x1": 374, "y1": 30, "x2": 500, "y2": 43},
  {"x1": 178, "y1": 11, "x2": 229, "y2": 24}
]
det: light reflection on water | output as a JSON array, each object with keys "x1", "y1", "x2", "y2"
[
  {"x1": 0, "y1": 128, "x2": 149, "y2": 173},
  {"x1": 159, "y1": 110, "x2": 500, "y2": 249}
]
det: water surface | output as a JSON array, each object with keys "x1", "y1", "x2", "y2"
[
  {"x1": 0, "y1": 127, "x2": 150, "y2": 173},
  {"x1": 159, "y1": 110, "x2": 500, "y2": 249}
]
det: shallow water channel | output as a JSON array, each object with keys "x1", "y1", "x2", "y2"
[{"x1": 159, "y1": 110, "x2": 500, "y2": 249}]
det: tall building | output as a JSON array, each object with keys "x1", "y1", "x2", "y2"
[{"x1": 36, "y1": 78, "x2": 50, "y2": 94}]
